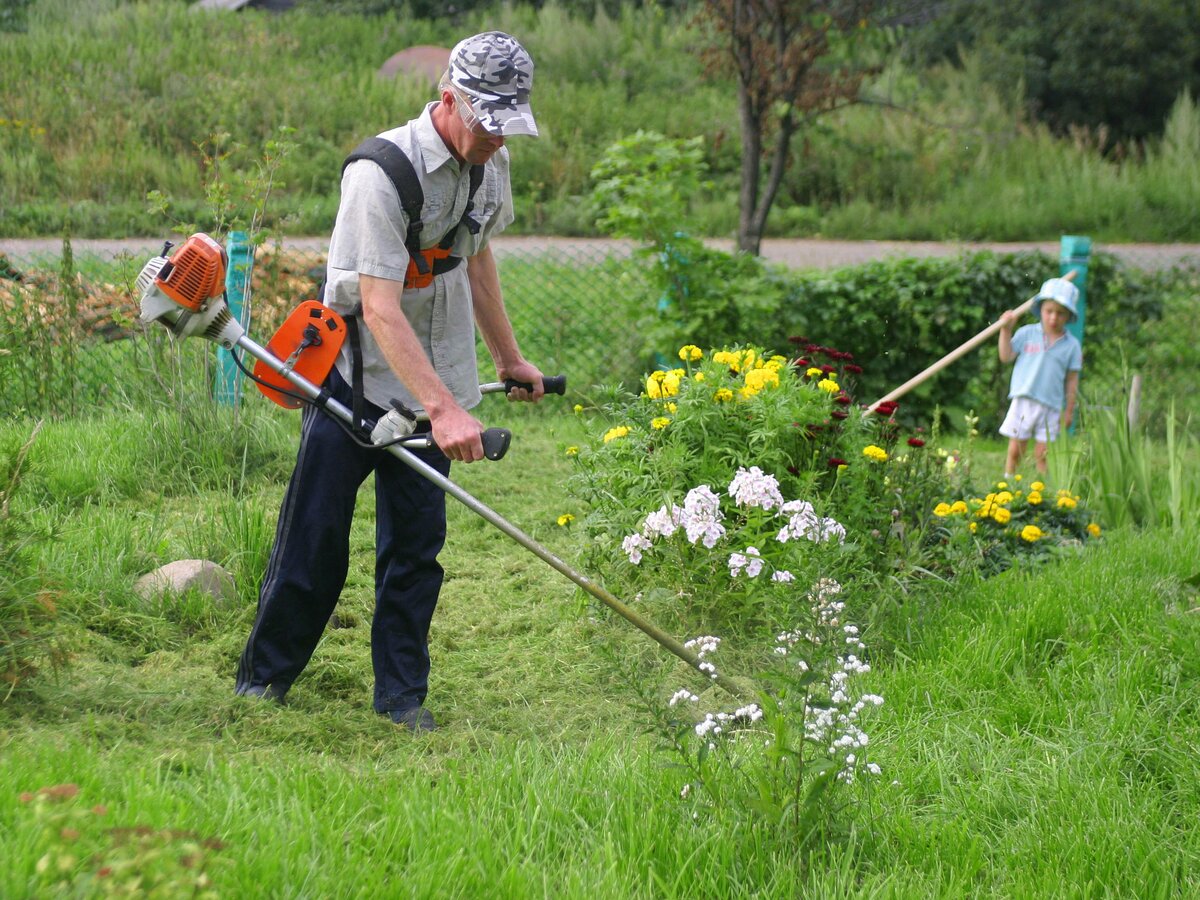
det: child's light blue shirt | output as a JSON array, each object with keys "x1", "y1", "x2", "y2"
[{"x1": 1008, "y1": 324, "x2": 1083, "y2": 411}]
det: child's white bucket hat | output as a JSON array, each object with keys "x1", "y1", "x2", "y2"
[{"x1": 1033, "y1": 277, "x2": 1080, "y2": 323}]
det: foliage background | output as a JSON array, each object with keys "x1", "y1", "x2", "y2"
[{"x1": 1, "y1": 0, "x2": 1199, "y2": 240}]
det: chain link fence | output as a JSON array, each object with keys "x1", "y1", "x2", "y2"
[{"x1": 0, "y1": 239, "x2": 655, "y2": 420}]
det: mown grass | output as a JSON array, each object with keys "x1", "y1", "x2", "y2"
[{"x1": 2, "y1": 400, "x2": 1199, "y2": 896}]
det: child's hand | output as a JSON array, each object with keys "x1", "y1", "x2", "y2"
[{"x1": 999, "y1": 309, "x2": 1019, "y2": 329}]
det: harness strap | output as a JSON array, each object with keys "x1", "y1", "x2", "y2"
[{"x1": 343, "y1": 313, "x2": 366, "y2": 433}]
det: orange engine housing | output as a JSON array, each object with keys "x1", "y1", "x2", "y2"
[{"x1": 156, "y1": 233, "x2": 227, "y2": 311}]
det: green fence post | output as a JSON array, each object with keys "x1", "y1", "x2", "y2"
[
  {"x1": 1060, "y1": 235, "x2": 1090, "y2": 433},
  {"x1": 214, "y1": 230, "x2": 254, "y2": 406}
]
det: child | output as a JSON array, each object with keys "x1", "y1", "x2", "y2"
[{"x1": 997, "y1": 277, "x2": 1083, "y2": 479}]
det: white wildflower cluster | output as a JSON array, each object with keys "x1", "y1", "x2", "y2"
[
  {"x1": 622, "y1": 468, "x2": 844, "y2": 569},
  {"x1": 728, "y1": 465, "x2": 784, "y2": 511},
  {"x1": 775, "y1": 579, "x2": 884, "y2": 784},
  {"x1": 727, "y1": 547, "x2": 764, "y2": 578},
  {"x1": 622, "y1": 485, "x2": 726, "y2": 564},
  {"x1": 684, "y1": 634, "x2": 722, "y2": 680},
  {"x1": 776, "y1": 499, "x2": 846, "y2": 545},
  {"x1": 694, "y1": 704, "x2": 765, "y2": 741},
  {"x1": 669, "y1": 689, "x2": 700, "y2": 707}
]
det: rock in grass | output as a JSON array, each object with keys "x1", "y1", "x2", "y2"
[{"x1": 134, "y1": 560, "x2": 236, "y2": 607}]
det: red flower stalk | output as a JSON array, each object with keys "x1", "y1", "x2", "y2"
[
  {"x1": 827, "y1": 457, "x2": 847, "y2": 467},
  {"x1": 907, "y1": 437, "x2": 926, "y2": 447}
]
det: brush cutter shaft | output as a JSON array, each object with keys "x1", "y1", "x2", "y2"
[{"x1": 234, "y1": 334, "x2": 744, "y2": 696}]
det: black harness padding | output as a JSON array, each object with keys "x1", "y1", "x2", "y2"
[{"x1": 341, "y1": 136, "x2": 484, "y2": 275}]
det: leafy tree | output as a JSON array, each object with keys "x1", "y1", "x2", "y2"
[
  {"x1": 897, "y1": 0, "x2": 1200, "y2": 145},
  {"x1": 696, "y1": 0, "x2": 884, "y2": 254}
]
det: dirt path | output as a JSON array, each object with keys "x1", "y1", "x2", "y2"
[{"x1": 3, "y1": 235, "x2": 1198, "y2": 271}]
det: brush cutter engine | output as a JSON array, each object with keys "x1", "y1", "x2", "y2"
[{"x1": 137, "y1": 233, "x2": 245, "y2": 347}]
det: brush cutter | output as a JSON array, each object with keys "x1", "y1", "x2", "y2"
[{"x1": 136, "y1": 234, "x2": 749, "y2": 699}]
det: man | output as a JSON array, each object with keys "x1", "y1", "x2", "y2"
[{"x1": 235, "y1": 32, "x2": 546, "y2": 732}]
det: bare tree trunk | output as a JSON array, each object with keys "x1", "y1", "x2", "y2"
[{"x1": 737, "y1": 82, "x2": 763, "y2": 255}]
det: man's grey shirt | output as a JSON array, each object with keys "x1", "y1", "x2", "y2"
[{"x1": 324, "y1": 102, "x2": 515, "y2": 413}]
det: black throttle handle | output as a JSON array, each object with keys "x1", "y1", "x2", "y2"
[
  {"x1": 482, "y1": 428, "x2": 511, "y2": 461},
  {"x1": 504, "y1": 375, "x2": 567, "y2": 395}
]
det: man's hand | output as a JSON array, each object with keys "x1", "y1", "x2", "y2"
[
  {"x1": 429, "y1": 403, "x2": 486, "y2": 463},
  {"x1": 499, "y1": 360, "x2": 546, "y2": 403}
]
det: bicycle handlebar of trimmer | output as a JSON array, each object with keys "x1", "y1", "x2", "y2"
[
  {"x1": 479, "y1": 375, "x2": 567, "y2": 396},
  {"x1": 397, "y1": 427, "x2": 512, "y2": 461}
]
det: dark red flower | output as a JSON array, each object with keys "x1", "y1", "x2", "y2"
[
  {"x1": 827, "y1": 457, "x2": 847, "y2": 467},
  {"x1": 872, "y1": 400, "x2": 899, "y2": 416},
  {"x1": 834, "y1": 394, "x2": 852, "y2": 405},
  {"x1": 831, "y1": 409, "x2": 849, "y2": 420},
  {"x1": 907, "y1": 437, "x2": 926, "y2": 447},
  {"x1": 794, "y1": 357, "x2": 810, "y2": 367},
  {"x1": 821, "y1": 364, "x2": 836, "y2": 374},
  {"x1": 787, "y1": 465, "x2": 800, "y2": 476},
  {"x1": 787, "y1": 335, "x2": 808, "y2": 345},
  {"x1": 844, "y1": 364, "x2": 864, "y2": 374}
]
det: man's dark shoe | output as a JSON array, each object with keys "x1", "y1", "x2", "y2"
[
  {"x1": 387, "y1": 706, "x2": 437, "y2": 733},
  {"x1": 238, "y1": 683, "x2": 287, "y2": 704}
]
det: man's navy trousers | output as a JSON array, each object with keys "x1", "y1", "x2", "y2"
[{"x1": 235, "y1": 366, "x2": 451, "y2": 714}]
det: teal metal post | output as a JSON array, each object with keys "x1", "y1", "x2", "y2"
[
  {"x1": 1059, "y1": 235, "x2": 1090, "y2": 433},
  {"x1": 214, "y1": 230, "x2": 254, "y2": 406},
  {"x1": 1059, "y1": 235, "x2": 1090, "y2": 346}
]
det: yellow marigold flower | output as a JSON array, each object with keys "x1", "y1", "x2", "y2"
[
  {"x1": 573, "y1": 404, "x2": 583, "y2": 415},
  {"x1": 1014, "y1": 474, "x2": 1023, "y2": 481},
  {"x1": 714, "y1": 388, "x2": 734, "y2": 402},
  {"x1": 950, "y1": 500, "x2": 969, "y2": 514},
  {"x1": 1087, "y1": 522, "x2": 1102, "y2": 537},
  {"x1": 1057, "y1": 496, "x2": 1077, "y2": 509},
  {"x1": 969, "y1": 522, "x2": 978, "y2": 534},
  {"x1": 862, "y1": 445, "x2": 888, "y2": 462},
  {"x1": 741, "y1": 349, "x2": 759, "y2": 369},
  {"x1": 557, "y1": 514, "x2": 575, "y2": 527},
  {"x1": 713, "y1": 350, "x2": 742, "y2": 371},
  {"x1": 678, "y1": 344, "x2": 703, "y2": 362},
  {"x1": 933, "y1": 502, "x2": 953, "y2": 517},
  {"x1": 603, "y1": 425, "x2": 630, "y2": 443},
  {"x1": 769, "y1": 354, "x2": 787, "y2": 365},
  {"x1": 650, "y1": 417, "x2": 670, "y2": 430},
  {"x1": 565, "y1": 446, "x2": 579, "y2": 456},
  {"x1": 744, "y1": 368, "x2": 779, "y2": 393},
  {"x1": 665, "y1": 403, "x2": 677, "y2": 413},
  {"x1": 1031, "y1": 481, "x2": 1045, "y2": 492},
  {"x1": 694, "y1": 372, "x2": 706, "y2": 382},
  {"x1": 738, "y1": 385, "x2": 759, "y2": 400},
  {"x1": 995, "y1": 491, "x2": 1014, "y2": 505},
  {"x1": 646, "y1": 370, "x2": 681, "y2": 399},
  {"x1": 817, "y1": 378, "x2": 839, "y2": 394},
  {"x1": 992, "y1": 507, "x2": 1012, "y2": 524},
  {"x1": 806, "y1": 367, "x2": 823, "y2": 378},
  {"x1": 997, "y1": 481, "x2": 1008, "y2": 489},
  {"x1": 1027, "y1": 490, "x2": 1043, "y2": 505},
  {"x1": 1020, "y1": 524, "x2": 1044, "y2": 542}
]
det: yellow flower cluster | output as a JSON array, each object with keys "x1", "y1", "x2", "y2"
[
  {"x1": 646, "y1": 369, "x2": 684, "y2": 399},
  {"x1": 932, "y1": 501, "x2": 969, "y2": 517},
  {"x1": 1020, "y1": 524, "x2": 1044, "y2": 542},
  {"x1": 603, "y1": 425, "x2": 630, "y2": 443},
  {"x1": 1055, "y1": 488, "x2": 1079, "y2": 509},
  {"x1": 678, "y1": 344, "x2": 703, "y2": 362},
  {"x1": 862, "y1": 445, "x2": 888, "y2": 462},
  {"x1": 557, "y1": 513, "x2": 575, "y2": 527}
]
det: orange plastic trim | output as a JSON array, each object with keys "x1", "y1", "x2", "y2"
[{"x1": 253, "y1": 301, "x2": 347, "y2": 409}]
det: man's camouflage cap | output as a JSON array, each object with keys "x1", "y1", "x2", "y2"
[{"x1": 447, "y1": 31, "x2": 538, "y2": 138}]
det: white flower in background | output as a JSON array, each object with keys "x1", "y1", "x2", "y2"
[
  {"x1": 728, "y1": 466, "x2": 784, "y2": 511},
  {"x1": 728, "y1": 546, "x2": 763, "y2": 578},
  {"x1": 680, "y1": 485, "x2": 726, "y2": 548},
  {"x1": 622, "y1": 532, "x2": 652, "y2": 565}
]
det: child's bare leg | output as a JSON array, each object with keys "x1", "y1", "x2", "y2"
[
  {"x1": 1033, "y1": 441, "x2": 1049, "y2": 474},
  {"x1": 1005, "y1": 438, "x2": 1026, "y2": 477}
]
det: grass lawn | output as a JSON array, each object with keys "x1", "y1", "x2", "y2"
[{"x1": 2, "y1": 406, "x2": 1198, "y2": 897}]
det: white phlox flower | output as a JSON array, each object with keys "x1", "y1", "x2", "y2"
[
  {"x1": 681, "y1": 485, "x2": 726, "y2": 548},
  {"x1": 622, "y1": 532, "x2": 653, "y2": 565},
  {"x1": 771, "y1": 569, "x2": 795, "y2": 583},
  {"x1": 643, "y1": 505, "x2": 683, "y2": 539},
  {"x1": 669, "y1": 689, "x2": 700, "y2": 707},
  {"x1": 728, "y1": 466, "x2": 784, "y2": 511},
  {"x1": 727, "y1": 546, "x2": 763, "y2": 578},
  {"x1": 684, "y1": 635, "x2": 721, "y2": 658}
]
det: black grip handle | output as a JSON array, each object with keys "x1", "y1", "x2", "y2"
[
  {"x1": 481, "y1": 427, "x2": 511, "y2": 461},
  {"x1": 504, "y1": 375, "x2": 567, "y2": 395}
]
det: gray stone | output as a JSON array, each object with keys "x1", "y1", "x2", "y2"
[{"x1": 134, "y1": 560, "x2": 237, "y2": 607}]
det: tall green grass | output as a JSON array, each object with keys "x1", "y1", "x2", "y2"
[{"x1": 2, "y1": 1, "x2": 1199, "y2": 240}]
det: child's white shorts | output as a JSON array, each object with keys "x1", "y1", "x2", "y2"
[{"x1": 999, "y1": 396, "x2": 1060, "y2": 442}]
